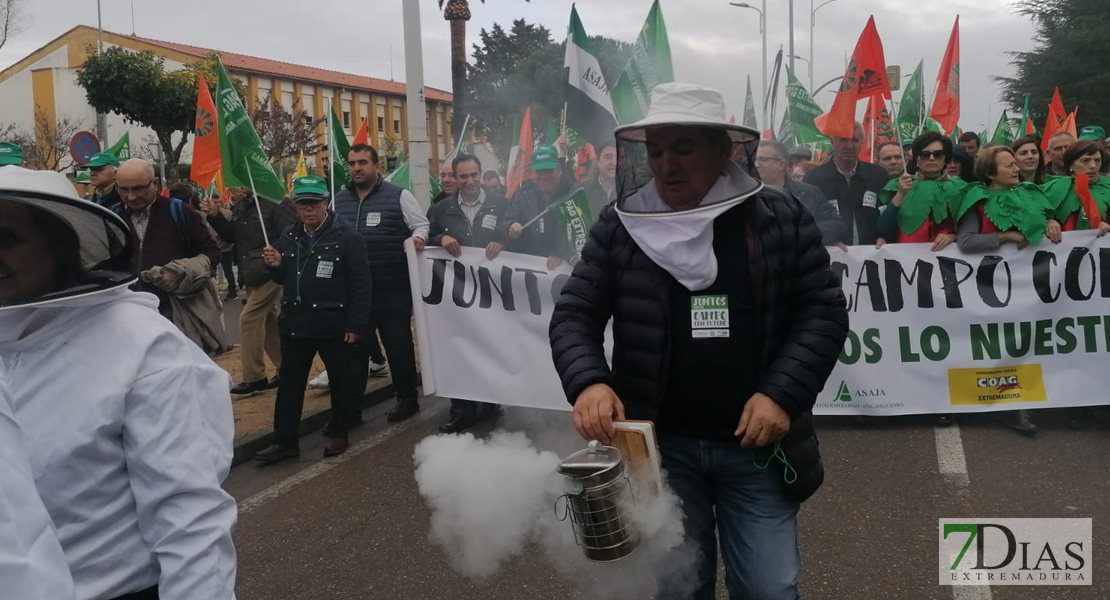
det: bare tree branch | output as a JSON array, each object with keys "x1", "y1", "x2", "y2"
[
  {"x1": 0, "y1": 0, "x2": 28, "y2": 52},
  {"x1": 248, "y1": 94, "x2": 324, "y2": 166},
  {"x1": 17, "y1": 109, "x2": 85, "y2": 171}
]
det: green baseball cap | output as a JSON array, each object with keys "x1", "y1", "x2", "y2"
[
  {"x1": 531, "y1": 145, "x2": 560, "y2": 171},
  {"x1": 1078, "y1": 126, "x2": 1106, "y2": 141},
  {"x1": 0, "y1": 142, "x2": 23, "y2": 165},
  {"x1": 291, "y1": 175, "x2": 329, "y2": 202},
  {"x1": 85, "y1": 152, "x2": 120, "y2": 168}
]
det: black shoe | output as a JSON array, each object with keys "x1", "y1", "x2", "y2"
[
  {"x1": 936, "y1": 415, "x2": 953, "y2": 427},
  {"x1": 265, "y1": 376, "x2": 280, "y2": 390},
  {"x1": 439, "y1": 415, "x2": 478, "y2": 434},
  {"x1": 231, "y1": 379, "x2": 269, "y2": 395},
  {"x1": 224, "y1": 292, "x2": 239, "y2": 301},
  {"x1": 478, "y1": 404, "x2": 502, "y2": 423},
  {"x1": 323, "y1": 416, "x2": 365, "y2": 437},
  {"x1": 387, "y1": 398, "x2": 420, "y2": 422},
  {"x1": 1007, "y1": 410, "x2": 1037, "y2": 436},
  {"x1": 253, "y1": 443, "x2": 299, "y2": 465},
  {"x1": 324, "y1": 436, "x2": 350, "y2": 457}
]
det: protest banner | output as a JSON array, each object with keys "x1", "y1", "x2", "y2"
[{"x1": 408, "y1": 233, "x2": 1110, "y2": 415}]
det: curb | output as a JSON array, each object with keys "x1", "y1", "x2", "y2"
[{"x1": 231, "y1": 379, "x2": 414, "y2": 467}]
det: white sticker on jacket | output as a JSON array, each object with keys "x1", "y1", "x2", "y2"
[
  {"x1": 538, "y1": 218, "x2": 546, "y2": 234},
  {"x1": 366, "y1": 212, "x2": 382, "y2": 227},
  {"x1": 316, "y1": 260, "x2": 335, "y2": 279},
  {"x1": 829, "y1": 199, "x2": 840, "y2": 215},
  {"x1": 862, "y1": 191, "x2": 878, "y2": 209},
  {"x1": 691, "y1": 295, "x2": 730, "y2": 338},
  {"x1": 481, "y1": 214, "x2": 498, "y2": 230}
]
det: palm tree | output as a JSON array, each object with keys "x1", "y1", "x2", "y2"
[{"x1": 438, "y1": 0, "x2": 528, "y2": 141}]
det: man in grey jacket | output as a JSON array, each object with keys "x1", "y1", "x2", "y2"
[{"x1": 755, "y1": 140, "x2": 848, "y2": 246}]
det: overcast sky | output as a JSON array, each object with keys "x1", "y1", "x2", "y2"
[{"x1": 1, "y1": 0, "x2": 1036, "y2": 135}]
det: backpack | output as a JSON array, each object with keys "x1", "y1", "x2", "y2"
[{"x1": 112, "y1": 197, "x2": 192, "y2": 253}]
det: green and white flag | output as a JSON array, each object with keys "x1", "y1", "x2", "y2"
[
  {"x1": 896, "y1": 60, "x2": 927, "y2": 142},
  {"x1": 443, "y1": 114, "x2": 472, "y2": 164},
  {"x1": 327, "y1": 105, "x2": 351, "y2": 189},
  {"x1": 554, "y1": 189, "x2": 594, "y2": 257},
  {"x1": 215, "y1": 60, "x2": 285, "y2": 202},
  {"x1": 105, "y1": 132, "x2": 131, "y2": 160},
  {"x1": 387, "y1": 160, "x2": 443, "y2": 197},
  {"x1": 564, "y1": 5, "x2": 618, "y2": 143},
  {"x1": 743, "y1": 75, "x2": 758, "y2": 130},
  {"x1": 784, "y1": 68, "x2": 827, "y2": 145},
  {"x1": 990, "y1": 111, "x2": 1015, "y2": 146},
  {"x1": 778, "y1": 109, "x2": 796, "y2": 147},
  {"x1": 610, "y1": 0, "x2": 674, "y2": 125}
]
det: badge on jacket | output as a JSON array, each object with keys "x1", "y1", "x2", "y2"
[
  {"x1": 537, "y1": 218, "x2": 546, "y2": 234},
  {"x1": 481, "y1": 214, "x2": 498, "y2": 230},
  {"x1": 366, "y1": 213, "x2": 382, "y2": 227},
  {"x1": 862, "y1": 191, "x2": 878, "y2": 209},
  {"x1": 691, "y1": 295, "x2": 729, "y2": 338},
  {"x1": 828, "y1": 199, "x2": 840, "y2": 215},
  {"x1": 316, "y1": 260, "x2": 335, "y2": 278}
]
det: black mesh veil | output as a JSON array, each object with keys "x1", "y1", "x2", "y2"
[{"x1": 615, "y1": 126, "x2": 760, "y2": 210}]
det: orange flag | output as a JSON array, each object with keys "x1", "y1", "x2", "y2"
[
  {"x1": 576, "y1": 143, "x2": 596, "y2": 181},
  {"x1": 1024, "y1": 118, "x2": 1036, "y2": 136},
  {"x1": 190, "y1": 74, "x2": 221, "y2": 189},
  {"x1": 506, "y1": 108, "x2": 533, "y2": 198},
  {"x1": 353, "y1": 118, "x2": 369, "y2": 146},
  {"x1": 1049, "y1": 88, "x2": 1066, "y2": 125},
  {"x1": 861, "y1": 95, "x2": 894, "y2": 163},
  {"x1": 1075, "y1": 174, "x2": 1103, "y2": 229},
  {"x1": 929, "y1": 17, "x2": 960, "y2": 135},
  {"x1": 729, "y1": 115, "x2": 737, "y2": 124},
  {"x1": 814, "y1": 16, "x2": 891, "y2": 139},
  {"x1": 1061, "y1": 108, "x2": 1078, "y2": 137}
]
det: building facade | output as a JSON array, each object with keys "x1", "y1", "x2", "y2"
[{"x1": 0, "y1": 25, "x2": 454, "y2": 173}]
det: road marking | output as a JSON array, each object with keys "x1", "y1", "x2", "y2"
[
  {"x1": 936, "y1": 424, "x2": 992, "y2": 600},
  {"x1": 239, "y1": 402, "x2": 448, "y2": 514}
]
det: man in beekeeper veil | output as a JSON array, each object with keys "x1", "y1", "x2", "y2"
[
  {"x1": 0, "y1": 166, "x2": 237, "y2": 600},
  {"x1": 549, "y1": 83, "x2": 849, "y2": 599}
]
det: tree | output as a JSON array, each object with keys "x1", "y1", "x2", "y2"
[
  {"x1": 17, "y1": 108, "x2": 84, "y2": 171},
  {"x1": 76, "y1": 47, "x2": 246, "y2": 181},
  {"x1": 466, "y1": 19, "x2": 632, "y2": 156},
  {"x1": 248, "y1": 94, "x2": 324, "y2": 165},
  {"x1": 995, "y1": 0, "x2": 1110, "y2": 130},
  {"x1": 438, "y1": 0, "x2": 531, "y2": 141},
  {"x1": 0, "y1": 0, "x2": 27, "y2": 51}
]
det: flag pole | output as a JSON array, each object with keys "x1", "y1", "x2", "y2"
[
  {"x1": 327, "y1": 104, "x2": 336, "y2": 203},
  {"x1": 561, "y1": 102, "x2": 568, "y2": 131},
  {"x1": 245, "y1": 166, "x2": 271, "y2": 248},
  {"x1": 886, "y1": 96, "x2": 908, "y2": 174}
]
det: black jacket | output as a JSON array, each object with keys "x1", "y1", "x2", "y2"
[
  {"x1": 782, "y1": 179, "x2": 849, "y2": 246},
  {"x1": 209, "y1": 194, "x2": 298, "y2": 288},
  {"x1": 803, "y1": 159, "x2": 888, "y2": 245},
  {"x1": 269, "y1": 214, "x2": 372, "y2": 338},
  {"x1": 549, "y1": 187, "x2": 849, "y2": 501},
  {"x1": 508, "y1": 178, "x2": 575, "y2": 259},
  {"x1": 428, "y1": 192, "x2": 513, "y2": 249}
]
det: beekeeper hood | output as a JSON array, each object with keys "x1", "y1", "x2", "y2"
[
  {"x1": 614, "y1": 83, "x2": 763, "y2": 291},
  {"x1": 0, "y1": 166, "x2": 134, "y2": 309}
]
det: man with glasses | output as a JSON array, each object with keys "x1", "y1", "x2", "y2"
[
  {"x1": 756, "y1": 140, "x2": 847, "y2": 246},
  {"x1": 85, "y1": 152, "x2": 122, "y2": 207},
  {"x1": 803, "y1": 122, "x2": 889, "y2": 245},
  {"x1": 114, "y1": 159, "x2": 221, "y2": 321}
]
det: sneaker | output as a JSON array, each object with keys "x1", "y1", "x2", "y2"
[
  {"x1": 308, "y1": 371, "x2": 330, "y2": 390},
  {"x1": 265, "y1": 376, "x2": 280, "y2": 390},
  {"x1": 231, "y1": 378, "x2": 269, "y2": 395},
  {"x1": 369, "y1": 359, "x2": 390, "y2": 378},
  {"x1": 224, "y1": 292, "x2": 239, "y2": 301}
]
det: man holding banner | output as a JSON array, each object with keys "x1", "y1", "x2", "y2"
[{"x1": 549, "y1": 83, "x2": 848, "y2": 599}]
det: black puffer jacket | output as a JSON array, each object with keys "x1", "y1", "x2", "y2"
[
  {"x1": 209, "y1": 193, "x2": 298, "y2": 287},
  {"x1": 549, "y1": 187, "x2": 849, "y2": 501}
]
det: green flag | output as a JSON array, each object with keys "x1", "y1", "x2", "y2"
[
  {"x1": 327, "y1": 106, "x2": 351, "y2": 189},
  {"x1": 784, "y1": 68, "x2": 827, "y2": 145},
  {"x1": 743, "y1": 76, "x2": 758, "y2": 130},
  {"x1": 990, "y1": 111, "x2": 1014, "y2": 146},
  {"x1": 896, "y1": 60, "x2": 926, "y2": 141},
  {"x1": 777, "y1": 109, "x2": 796, "y2": 147},
  {"x1": 553, "y1": 189, "x2": 594, "y2": 258},
  {"x1": 215, "y1": 60, "x2": 285, "y2": 202},
  {"x1": 610, "y1": 0, "x2": 674, "y2": 125},
  {"x1": 544, "y1": 119, "x2": 586, "y2": 151},
  {"x1": 386, "y1": 160, "x2": 442, "y2": 197},
  {"x1": 105, "y1": 132, "x2": 131, "y2": 160}
]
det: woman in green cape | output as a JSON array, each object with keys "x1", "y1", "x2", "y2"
[
  {"x1": 877, "y1": 132, "x2": 965, "y2": 250},
  {"x1": 1040, "y1": 140, "x2": 1110, "y2": 235}
]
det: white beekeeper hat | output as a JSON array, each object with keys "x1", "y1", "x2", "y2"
[
  {"x1": 615, "y1": 82, "x2": 760, "y2": 143},
  {"x1": 0, "y1": 166, "x2": 135, "y2": 309}
]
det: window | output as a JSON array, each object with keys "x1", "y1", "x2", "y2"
[
  {"x1": 304, "y1": 115, "x2": 314, "y2": 128},
  {"x1": 343, "y1": 111, "x2": 351, "y2": 129},
  {"x1": 377, "y1": 116, "x2": 385, "y2": 132},
  {"x1": 394, "y1": 119, "x2": 401, "y2": 134}
]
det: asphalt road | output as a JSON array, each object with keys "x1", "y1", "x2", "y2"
[{"x1": 224, "y1": 397, "x2": 1110, "y2": 600}]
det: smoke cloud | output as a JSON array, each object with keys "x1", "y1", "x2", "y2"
[{"x1": 413, "y1": 408, "x2": 699, "y2": 598}]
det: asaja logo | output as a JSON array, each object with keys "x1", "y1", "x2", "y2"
[{"x1": 832, "y1": 381, "x2": 886, "y2": 402}]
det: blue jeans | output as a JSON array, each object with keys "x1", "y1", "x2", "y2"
[{"x1": 658, "y1": 434, "x2": 801, "y2": 600}]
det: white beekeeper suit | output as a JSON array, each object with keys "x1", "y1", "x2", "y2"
[
  {"x1": 0, "y1": 167, "x2": 237, "y2": 600},
  {"x1": 0, "y1": 357, "x2": 76, "y2": 599}
]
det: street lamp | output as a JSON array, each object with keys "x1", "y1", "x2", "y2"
[
  {"x1": 729, "y1": 1, "x2": 767, "y2": 128},
  {"x1": 788, "y1": 54, "x2": 811, "y2": 85},
  {"x1": 810, "y1": 0, "x2": 840, "y2": 92}
]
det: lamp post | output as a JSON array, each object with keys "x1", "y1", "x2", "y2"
[
  {"x1": 729, "y1": 1, "x2": 767, "y2": 128},
  {"x1": 788, "y1": 54, "x2": 811, "y2": 84},
  {"x1": 810, "y1": 0, "x2": 840, "y2": 92}
]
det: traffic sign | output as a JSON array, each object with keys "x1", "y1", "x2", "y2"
[{"x1": 69, "y1": 131, "x2": 101, "y2": 166}]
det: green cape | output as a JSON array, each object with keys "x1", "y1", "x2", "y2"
[
  {"x1": 880, "y1": 176, "x2": 967, "y2": 235},
  {"x1": 956, "y1": 182, "x2": 1054, "y2": 244},
  {"x1": 1039, "y1": 175, "x2": 1110, "y2": 229}
]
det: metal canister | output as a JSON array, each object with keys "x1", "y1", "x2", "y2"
[{"x1": 556, "y1": 440, "x2": 640, "y2": 562}]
